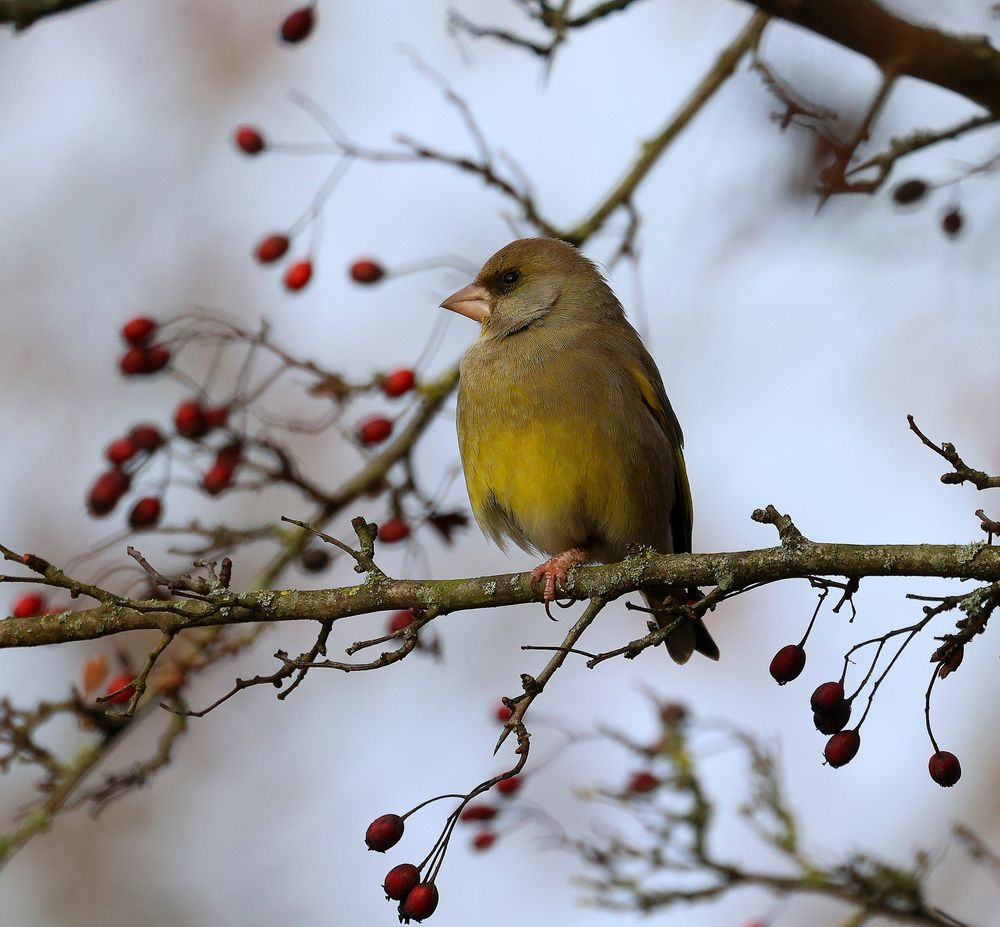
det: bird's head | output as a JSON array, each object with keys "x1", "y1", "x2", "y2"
[{"x1": 440, "y1": 237, "x2": 621, "y2": 338}]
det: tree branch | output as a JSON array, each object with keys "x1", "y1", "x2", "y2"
[{"x1": 0, "y1": 0, "x2": 109, "y2": 30}]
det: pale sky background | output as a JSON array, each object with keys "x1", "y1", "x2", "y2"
[{"x1": 1, "y1": 1, "x2": 999, "y2": 926}]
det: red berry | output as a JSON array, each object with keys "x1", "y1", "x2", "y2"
[
  {"x1": 202, "y1": 463, "x2": 234, "y2": 496},
  {"x1": 12, "y1": 593, "x2": 45, "y2": 619},
  {"x1": 382, "y1": 368, "x2": 416, "y2": 398},
  {"x1": 279, "y1": 6, "x2": 314, "y2": 43},
  {"x1": 283, "y1": 259, "x2": 313, "y2": 291},
  {"x1": 769, "y1": 644, "x2": 806, "y2": 685},
  {"x1": 400, "y1": 883, "x2": 438, "y2": 922},
  {"x1": 928, "y1": 751, "x2": 961, "y2": 787},
  {"x1": 628, "y1": 771, "x2": 660, "y2": 793},
  {"x1": 128, "y1": 496, "x2": 162, "y2": 529},
  {"x1": 87, "y1": 468, "x2": 130, "y2": 516},
  {"x1": 496, "y1": 775, "x2": 521, "y2": 797},
  {"x1": 215, "y1": 442, "x2": 243, "y2": 469},
  {"x1": 299, "y1": 547, "x2": 331, "y2": 572},
  {"x1": 472, "y1": 831, "x2": 496, "y2": 851},
  {"x1": 202, "y1": 406, "x2": 230, "y2": 431},
  {"x1": 105, "y1": 438, "x2": 137, "y2": 465},
  {"x1": 810, "y1": 681, "x2": 845, "y2": 712},
  {"x1": 255, "y1": 234, "x2": 290, "y2": 264},
  {"x1": 121, "y1": 316, "x2": 157, "y2": 346},
  {"x1": 824, "y1": 729, "x2": 861, "y2": 768},
  {"x1": 378, "y1": 517, "x2": 410, "y2": 544},
  {"x1": 358, "y1": 416, "x2": 393, "y2": 445},
  {"x1": 388, "y1": 609, "x2": 414, "y2": 634},
  {"x1": 128, "y1": 424, "x2": 164, "y2": 451},
  {"x1": 365, "y1": 813, "x2": 404, "y2": 852},
  {"x1": 142, "y1": 344, "x2": 171, "y2": 373},
  {"x1": 174, "y1": 400, "x2": 207, "y2": 439},
  {"x1": 234, "y1": 125, "x2": 265, "y2": 154},
  {"x1": 383, "y1": 863, "x2": 420, "y2": 901},
  {"x1": 105, "y1": 673, "x2": 136, "y2": 705},
  {"x1": 941, "y1": 208, "x2": 964, "y2": 238},
  {"x1": 813, "y1": 701, "x2": 852, "y2": 735},
  {"x1": 119, "y1": 347, "x2": 148, "y2": 375},
  {"x1": 350, "y1": 259, "x2": 384, "y2": 284},
  {"x1": 495, "y1": 701, "x2": 512, "y2": 723},
  {"x1": 459, "y1": 803, "x2": 497, "y2": 822}
]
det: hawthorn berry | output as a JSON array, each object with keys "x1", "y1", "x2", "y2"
[
  {"x1": 892, "y1": 179, "x2": 928, "y2": 205},
  {"x1": 12, "y1": 593, "x2": 45, "y2": 619},
  {"x1": 382, "y1": 368, "x2": 416, "y2": 398},
  {"x1": 350, "y1": 259, "x2": 384, "y2": 284},
  {"x1": 400, "y1": 883, "x2": 438, "y2": 923},
  {"x1": 105, "y1": 438, "x2": 137, "y2": 466},
  {"x1": 472, "y1": 831, "x2": 496, "y2": 851},
  {"x1": 495, "y1": 701, "x2": 513, "y2": 723},
  {"x1": 128, "y1": 424, "x2": 164, "y2": 451},
  {"x1": 810, "y1": 681, "x2": 845, "y2": 712},
  {"x1": 388, "y1": 609, "x2": 414, "y2": 634},
  {"x1": 365, "y1": 813, "x2": 404, "y2": 852},
  {"x1": 928, "y1": 751, "x2": 961, "y2": 787},
  {"x1": 234, "y1": 125, "x2": 265, "y2": 154},
  {"x1": 628, "y1": 771, "x2": 660, "y2": 794},
  {"x1": 255, "y1": 234, "x2": 290, "y2": 264},
  {"x1": 460, "y1": 804, "x2": 497, "y2": 823},
  {"x1": 378, "y1": 517, "x2": 410, "y2": 544},
  {"x1": 119, "y1": 347, "x2": 148, "y2": 376},
  {"x1": 129, "y1": 497, "x2": 163, "y2": 529},
  {"x1": 496, "y1": 775, "x2": 521, "y2": 797},
  {"x1": 824, "y1": 729, "x2": 861, "y2": 768},
  {"x1": 284, "y1": 259, "x2": 313, "y2": 291},
  {"x1": 202, "y1": 406, "x2": 231, "y2": 430},
  {"x1": 87, "y1": 469, "x2": 131, "y2": 516},
  {"x1": 143, "y1": 344, "x2": 171, "y2": 373},
  {"x1": 105, "y1": 673, "x2": 136, "y2": 706},
  {"x1": 358, "y1": 416, "x2": 393, "y2": 446},
  {"x1": 215, "y1": 442, "x2": 243, "y2": 469},
  {"x1": 174, "y1": 400, "x2": 207, "y2": 439},
  {"x1": 769, "y1": 644, "x2": 806, "y2": 684},
  {"x1": 813, "y1": 700, "x2": 852, "y2": 735},
  {"x1": 941, "y1": 208, "x2": 964, "y2": 237},
  {"x1": 121, "y1": 316, "x2": 157, "y2": 345},
  {"x1": 383, "y1": 863, "x2": 420, "y2": 901},
  {"x1": 300, "y1": 546, "x2": 331, "y2": 573},
  {"x1": 279, "y1": 6, "x2": 314, "y2": 43},
  {"x1": 202, "y1": 463, "x2": 234, "y2": 496}
]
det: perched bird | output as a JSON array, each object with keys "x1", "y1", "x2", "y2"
[{"x1": 440, "y1": 237, "x2": 718, "y2": 664}]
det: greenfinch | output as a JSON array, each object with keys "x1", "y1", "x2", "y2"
[{"x1": 441, "y1": 237, "x2": 718, "y2": 664}]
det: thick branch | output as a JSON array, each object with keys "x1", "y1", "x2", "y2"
[{"x1": 0, "y1": 0, "x2": 108, "y2": 30}]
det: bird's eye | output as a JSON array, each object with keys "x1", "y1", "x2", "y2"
[{"x1": 500, "y1": 269, "x2": 520, "y2": 287}]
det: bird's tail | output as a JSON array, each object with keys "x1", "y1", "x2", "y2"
[{"x1": 641, "y1": 586, "x2": 719, "y2": 665}]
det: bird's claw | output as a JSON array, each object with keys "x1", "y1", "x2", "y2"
[{"x1": 531, "y1": 548, "x2": 588, "y2": 606}]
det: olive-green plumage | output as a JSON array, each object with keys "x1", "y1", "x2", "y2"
[{"x1": 450, "y1": 238, "x2": 718, "y2": 663}]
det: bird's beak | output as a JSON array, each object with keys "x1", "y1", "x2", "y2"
[{"x1": 440, "y1": 282, "x2": 490, "y2": 323}]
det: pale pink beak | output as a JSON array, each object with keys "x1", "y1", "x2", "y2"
[{"x1": 440, "y1": 282, "x2": 490, "y2": 323}]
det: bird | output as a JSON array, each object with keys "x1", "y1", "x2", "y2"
[{"x1": 440, "y1": 237, "x2": 718, "y2": 664}]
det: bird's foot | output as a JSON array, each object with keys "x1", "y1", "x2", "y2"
[{"x1": 531, "y1": 548, "x2": 588, "y2": 604}]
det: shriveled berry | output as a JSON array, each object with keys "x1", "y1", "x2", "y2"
[
  {"x1": 472, "y1": 831, "x2": 496, "y2": 851},
  {"x1": 350, "y1": 259, "x2": 384, "y2": 284},
  {"x1": 88, "y1": 469, "x2": 130, "y2": 516},
  {"x1": 234, "y1": 125, "x2": 265, "y2": 154},
  {"x1": 378, "y1": 517, "x2": 410, "y2": 544},
  {"x1": 810, "y1": 681, "x2": 845, "y2": 712},
  {"x1": 255, "y1": 234, "x2": 290, "y2": 264},
  {"x1": 128, "y1": 424, "x2": 164, "y2": 451},
  {"x1": 202, "y1": 463, "x2": 234, "y2": 496},
  {"x1": 941, "y1": 208, "x2": 963, "y2": 237},
  {"x1": 299, "y1": 547, "x2": 331, "y2": 572},
  {"x1": 496, "y1": 775, "x2": 521, "y2": 797},
  {"x1": 12, "y1": 593, "x2": 45, "y2": 619},
  {"x1": 813, "y1": 699, "x2": 852, "y2": 735},
  {"x1": 769, "y1": 644, "x2": 806, "y2": 684},
  {"x1": 459, "y1": 803, "x2": 497, "y2": 822},
  {"x1": 121, "y1": 316, "x2": 157, "y2": 345},
  {"x1": 892, "y1": 179, "x2": 928, "y2": 205},
  {"x1": 105, "y1": 673, "x2": 136, "y2": 705},
  {"x1": 388, "y1": 609, "x2": 414, "y2": 634},
  {"x1": 382, "y1": 368, "x2": 416, "y2": 398},
  {"x1": 928, "y1": 751, "x2": 961, "y2": 787},
  {"x1": 174, "y1": 400, "x2": 207, "y2": 439},
  {"x1": 358, "y1": 416, "x2": 393, "y2": 445},
  {"x1": 400, "y1": 883, "x2": 438, "y2": 922},
  {"x1": 129, "y1": 496, "x2": 163, "y2": 529},
  {"x1": 824, "y1": 729, "x2": 861, "y2": 768},
  {"x1": 284, "y1": 259, "x2": 313, "y2": 291},
  {"x1": 383, "y1": 863, "x2": 420, "y2": 901},
  {"x1": 279, "y1": 6, "x2": 314, "y2": 43},
  {"x1": 365, "y1": 813, "x2": 404, "y2": 852},
  {"x1": 105, "y1": 438, "x2": 137, "y2": 465},
  {"x1": 628, "y1": 770, "x2": 660, "y2": 794}
]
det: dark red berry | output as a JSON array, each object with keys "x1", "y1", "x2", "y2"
[
  {"x1": 12, "y1": 593, "x2": 45, "y2": 619},
  {"x1": 300, "y1": 547, "x2": 331, "y2": 572},
  {"x1": 87, "y1": 469, "x2": 130, "y2": 516},
  {"x1": 279, "y1": 6, "x2": 314, "y2": 43},
  {"x1": 892, "y1": 179, "x2": 928, "y2": 205},
  {"x1": 283, "y1": 259, "x2": 313, "y2": 291},
  {"x1": 202, "y1": 406, "x2": 230, "y2": 431},
  {"x1": 378, "y1": 517, "x2": 410, "y2": 544},
  {"x1": 459, "y1": 804, "x2": 497, "y2": 822},
  {"x1": 174, "y1": 400, "x2": 207, "y2": 439},
  {"x1": 129, "y1": 496, "x2": 162, "y2": 529},
  {"x1": 813, "y1": 699, "x2": 852, "y2": 735},
  {"x1": 202, "y1": 463, "x2": 234, "y2": 496},
  {"x1": 215, "y1": 442, "x2": 243, "y2": 469},
  {"x1": 628, "y1": 770, "x2": 660, "y2": 794},
  {"x1": 234, "y1": 125, "x2": 265, "y2": 154},
  {"x1": 810, "y1": 681, "x2": 845, "y2": 712},
  {"x1": 769, "y1": 644, "x2": 806, "y2": 684},
  {"x1": 365, "y1": 813, "x2": 404, "y2": 852},
  {"x1": 824, "y1": 729, "x2": 861, "y2": 768},
  {"x1": 400, "y1": 883, "x2": 438, "y2": 922},
  {"x1": 495, "y1": 701, "x2": 512, "y2": 723},
  {"x1": 358, "y1": 416, "x2": 393, "y2": 445},
  {"x1": 383, "y1": 863, "x2": 420, "y2": 901},
  {"x1": 928, "y1": 751, "x2": 961, "y2": 787},
  {"x1": 350, "y1": 259, "x2": 384, "y2": 284},
  {"x1": 388, "y1": 609, "x2": 414, "y2": 634},
  {"x1": 105, "y1": 673, "x2": 136, "y2": 705},
  {"x1": 255, "y1": 234, "x2": 290, "y2": 264},
  {"x1": 472, "y1": 831, "x2": 496, "y2": 851},
  {"x1": 142, "y1": 344, "x2": 171, "y2": 373},
  {"x1": 105, "y1": 438, "x2": 137, "y2": 465},
  {"x1": 121, "y1": 316, "x2": 157, "y2": 346},
  {"x1": 382, "y1": 368, "x2": 416, "y2": 398},
  {"x1": 128, "y1": 424, "x2": 164, "y2": 451},
  {"x1": 496, "y1": 775, "x2": 521, "y2": 797},
  {"x1": 119, "y1": 347, "x2": 148, "y2": 376},
  {"x1": 941, "y1": 208, "x2": 963, "y2": 237}
]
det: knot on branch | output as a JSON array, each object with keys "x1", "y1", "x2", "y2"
[{"x1": 751, "y1": 505, "x2": 807, "y2": 547}]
